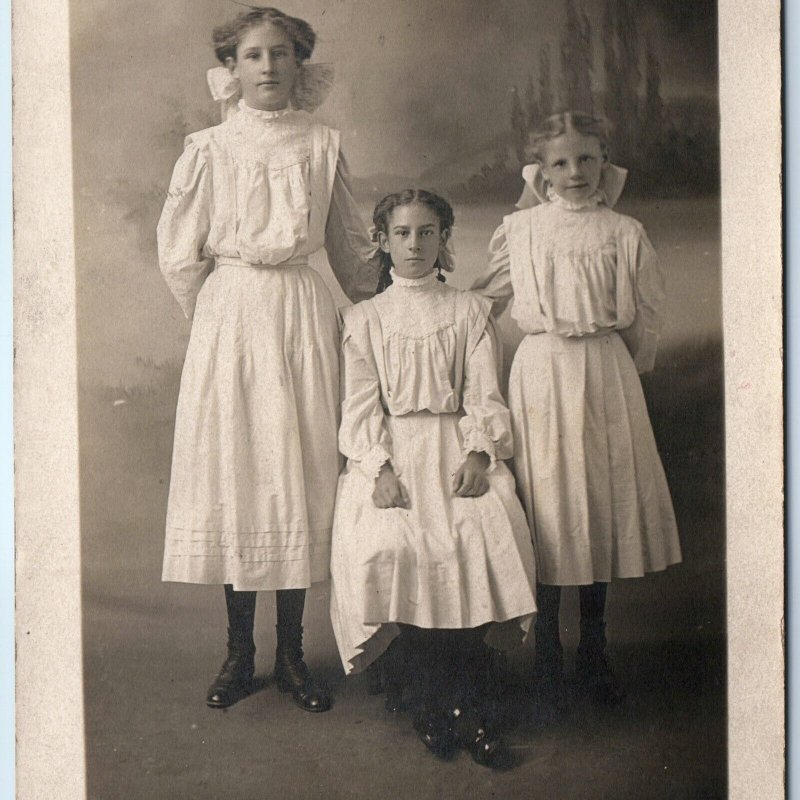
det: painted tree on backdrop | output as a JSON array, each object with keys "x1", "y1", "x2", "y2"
[
  {"x1": 560, "y1": 0, "x2": 593, "y2": 114},
  {"x1": 497, "y1": 0, "x2": 718, "y2": 200}
]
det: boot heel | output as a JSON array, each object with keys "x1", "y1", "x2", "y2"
[{"x1": 273, "y1": 625, "x2": 332, "y2": 712}]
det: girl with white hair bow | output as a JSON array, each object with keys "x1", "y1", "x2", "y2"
[{"x1": 157, "y1": 5, "x2": 378, "y2": 715}]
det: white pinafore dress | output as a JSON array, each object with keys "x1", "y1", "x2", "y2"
[
  {"x1": 330, "y1": 273, "x2": 538, "y2": 675},
  {"x1": 157, "y1": 100, "x2": 377, "y2": 591},
  {"x1": 474, "y1": 190, "x2": 681, "y2": 586}
]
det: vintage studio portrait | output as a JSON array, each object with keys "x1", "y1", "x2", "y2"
[{"x1": 70, "y1": 0, "x2": 725, "y2": 796}]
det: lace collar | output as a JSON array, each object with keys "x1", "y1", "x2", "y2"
[
  {"x1": 389, "y1": 268, "x2": 439, "y2": 289},
  {"x1": 546, "y1": 186, "x2": 605, "y2": 211},
  {"x1": 238, "y1": 99, "x2": 293, "y2": 121}
]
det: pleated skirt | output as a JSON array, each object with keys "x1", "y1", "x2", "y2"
[
  {"x1": 508, "y1": 332, "x2": 681, "y2": 586},
  {"x1": 162, "y1": 263, "x2": 341, "y2": 591},
  {"x1": 330, "y1": 411, "x2": 538, "y2": 675}
]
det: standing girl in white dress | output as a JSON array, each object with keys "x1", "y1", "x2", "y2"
[
  {"x1": 330, "y1": 190, "x2": 537, "y2": 768},
  {"x1": 473, "y1": 112, "x2": 681, "y2": 714},
  {"x1": 157, "y1": 6, "x2": 377, "y2": 713}
]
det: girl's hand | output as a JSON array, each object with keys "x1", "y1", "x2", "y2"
[
  {"x1": 452, "y1": 451, "x2": 491, "y2": 498},
  {"x1": 372, "y1": 463, "x2": 411, "y2": 509}
]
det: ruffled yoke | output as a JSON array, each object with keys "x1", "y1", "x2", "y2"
[
  {"x1": 472, "y1": 166, "x2": 665, "y2": 374},
  {"x1": 157, "y1": 101, "x2": 376, "y2": 318},
  {"x1": 338, "y1": 276, "x2": 513, "y2": 480}
]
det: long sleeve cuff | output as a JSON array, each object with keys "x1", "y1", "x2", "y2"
[
  {"x1": 460, "y1": 427, "x2": 499, "y2": 473},
  {"x1": 353, "y1": 444, "x2": 393, "y2": 482}
]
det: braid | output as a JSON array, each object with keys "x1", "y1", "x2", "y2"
[{"x1": 371, "y1": 189, "x2": 455, "y2": 294}]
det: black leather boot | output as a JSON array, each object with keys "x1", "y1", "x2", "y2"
[
  {"x1": 411, "y1": 628, "x2": 456, "y2": 759},
  {"x1": 273, "y1": 588, "x2": 331, "y2": 712},
  {"x1": 273, "y1": 624, "x2": 331, "y2": 712},
  {"x1": 449, "y1": 705, "x2": 511, "y2": 770},
  {"x1": 206, "y1": 630, "x2": 256, "y2": 708},
  {"x1": 447, "y1": 628, "x2": 512, "y2": 769},
  {"x1": 413, "y1": 707, "x2": 456, "y2": 760},
  {"x1": 206, "y1": 586, "x2": 257, "y2": 709},
  {"x1": 576, "y1": 619, "x2": 625, "y2": 706}
]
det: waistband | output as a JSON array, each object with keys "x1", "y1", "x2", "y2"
[
  {"x1": 524, "y1": 327, "x2": 620, "y2": 340},
  {"x1": 215, "y1": 255, "x2": 310, "y2": 269}
]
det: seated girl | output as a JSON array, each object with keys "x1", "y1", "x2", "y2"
[{"x1": 329, "y1": 190, "x2": 537, "y2": 768}]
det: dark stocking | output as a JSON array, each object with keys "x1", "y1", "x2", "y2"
[
  {"x1": 224, "y1": 584, "x2": 257, "y2": 647},
  {"x1": 577, "y1": 582, "x2": 625, "y2": 706},
  {"x1": 579, "y1": 581, "x2": 607, "y2": 624},
  {"x1": 276, "y1": 587, "x2": 305, "y2": 630},
  {"x1": 534, "y1": 583, "x2": 563, "y2": 673},
  {"x1": 533, "y1": 583, "x2": 565, "y2": 717}
]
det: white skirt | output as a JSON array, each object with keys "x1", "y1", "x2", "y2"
[
  {"x1": 508, "y1": 331, "x2": 681, "y2": 586},
  {"x1": 162, "y1": 263, "x2": 341, "y2": 591},
  {"x1": 330, "y1": 411, "x2": 538, "y2": 675}
]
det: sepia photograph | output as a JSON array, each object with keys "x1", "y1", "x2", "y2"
[{"x1": 14, "y1": 0, "x2": 783, "y2": 798}]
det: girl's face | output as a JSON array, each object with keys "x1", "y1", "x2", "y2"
[
  {"x1": 227, "y1": 22, "x2": 298, "y2": 112},
  {"x1": 379, "y1": 203, "x2": 448, "y2": 280},
  {"x1": 540, "y1": 129, "x2": 606, "y2": 203}
]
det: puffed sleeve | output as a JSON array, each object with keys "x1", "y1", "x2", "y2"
[
  {"x1": 156, "y1": 139, "x2": 212, "y2": 320},
  {"x1": 618, "y1": 226, "x2": 664, "y2": 373},
  {"x1": 338, "y1": 306, "x2": 393, "y2": 481},
  {"x1": 470, "y1": 223, "x2": 515, "y2": 317},
  {"x1": 458, "y1": 295, "x2": 514, "y2": 467},
  {"x1": 325, "y1": 152, "x2": 381, "y2": 304}
]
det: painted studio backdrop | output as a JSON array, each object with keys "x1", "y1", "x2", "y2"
[{"x1": 73, "y1": 1, "x2": 723, "y2": 797}]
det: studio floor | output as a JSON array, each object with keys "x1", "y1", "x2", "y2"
[
  {"x1": 83, "y1": 578, "x2": 725, "y2": 800},
  {"x1": 81, "y1": 364, "x2": 726, "y2": 799}
]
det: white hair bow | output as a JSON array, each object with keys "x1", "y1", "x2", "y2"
[
  {"x1": 206, "y1": 64, "x2": 335, "y2": 122},
  {"x1": 515, "y1": 162, "x2": 629, "y2": 210}
]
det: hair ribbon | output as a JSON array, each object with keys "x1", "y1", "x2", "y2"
[
  {"x1": 515, "y1": 162, "x2": 629, "y2": 210},
  {"x1": 207, "y1": 64, "x2": 335, "y2": 122},
  {"x1": 366, "y1": 224, "x2": 456, "y2": 273}
]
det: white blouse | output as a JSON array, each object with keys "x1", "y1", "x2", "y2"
[
  {"x1": 473, "y1": 196, "x2": 664, "y2": 373},
  {"x1": 157, "y1": 100, "x2": 376, "y2": 318},
  {"x1": 338, "y1": 273, "x2": 514, "y2": 480}
]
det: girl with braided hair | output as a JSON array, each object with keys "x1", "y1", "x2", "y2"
[{"x1": 329, "y1": 190, "x2": 537, "y2": 768}]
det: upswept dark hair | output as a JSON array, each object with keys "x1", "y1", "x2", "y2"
[
  {"x1": 525, "y1": 111, "x2": 612, "y2": 164},
  {"x1": 213, "y1": 6, "x2": 316, "y2": 64},
  {"x1": 372, "y1": 189, "x2": 455, "y2": 294}
]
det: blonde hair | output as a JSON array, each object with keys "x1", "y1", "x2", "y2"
[{"x1": 526, "y1": 111, "x2": 611, "y2": 164}]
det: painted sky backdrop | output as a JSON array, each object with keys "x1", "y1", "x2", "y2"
[
  {"x1": 70, "y1": 0, "x2": 718, "y2": 384},
  {"x1": 72, "y1": 0, "x2": 716, "y2": 179}
]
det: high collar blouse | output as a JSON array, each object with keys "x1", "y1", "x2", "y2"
[
  {"x1": 338, "y1": 277, "x2": 514, "y2": 479},
  {"x1": 472, "y1": 201, "x2": 665, "y2": 373},
  {"x1": 157, "y1": 103, "x2": 376, "y2": 318}
]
